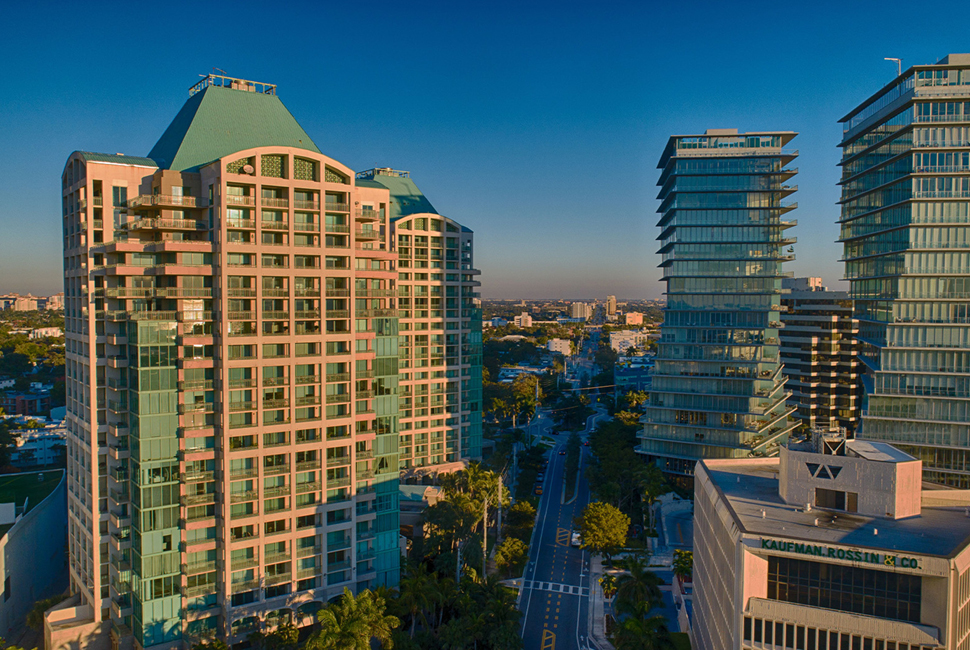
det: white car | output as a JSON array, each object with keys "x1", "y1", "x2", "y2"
[{"x1": 571, "y1": 531, "x2": 582, "y2": 547}]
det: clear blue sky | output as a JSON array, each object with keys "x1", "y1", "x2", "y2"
[{"x1": 1, "y1": 0, "x2": 967, "y2": 299}]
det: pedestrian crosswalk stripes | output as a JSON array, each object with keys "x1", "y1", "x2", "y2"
[{"x1": 518, "y1": 579, "x2": 589, "y2": 596}]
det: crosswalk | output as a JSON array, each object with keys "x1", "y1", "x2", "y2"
[{"x1": 517, "y1": 579, "x2": 589, "y2": 596}]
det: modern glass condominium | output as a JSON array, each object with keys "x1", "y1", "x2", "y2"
[
  {"x1": 839, "y1": 54, "x2": 970, "y2": 486},
  {"x1": 639, "y1": 129, "x2": 798, "y2": 478}
]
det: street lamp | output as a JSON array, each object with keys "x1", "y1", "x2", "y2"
[{"x1": 884, "y1": 57, "x2": 902, "y2": 77}]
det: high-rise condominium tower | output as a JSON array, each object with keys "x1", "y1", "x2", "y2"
[
  {"x1": 55, "y1": 75, "x2": 480, "y2": 649},
  {"x1": 839, "y1": 54, "x2": 970, "y2": 486},
  {"x1": 779, "y1": 278, "x2": 862, "y2": 435},
  {"x1": 356, "y1": 168, "x2": 482, "y2": 479},
  {"x1": 639, "y1": 129, "x2": 798, "y2": 479}
]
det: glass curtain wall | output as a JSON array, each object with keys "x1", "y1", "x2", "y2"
[{"x1": 639, "y1": 131, "x2": 799, "y2": 478}]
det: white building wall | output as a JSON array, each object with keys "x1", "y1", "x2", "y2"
[{"x1": 694, "y1": 463, "x2": 741, "y2": 650}]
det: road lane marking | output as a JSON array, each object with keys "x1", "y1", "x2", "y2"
[
  {"x1": 556, "y1": 528, "x2": 571, "y2": 546},
  {"x1": 541, "y1": 629, "x2": 555, "y2": 650}
]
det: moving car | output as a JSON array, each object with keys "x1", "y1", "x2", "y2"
[{"x1": 559, "y1": 449, "x2": 566, "y2": 456}]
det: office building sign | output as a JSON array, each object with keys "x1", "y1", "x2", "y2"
[{"x1": 760, "y1": 538, "x2": 922, "y2": 569}]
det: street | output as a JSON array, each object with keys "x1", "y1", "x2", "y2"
[{"x1": 519, "y1": 406, "x2": 609, "y2": 650}]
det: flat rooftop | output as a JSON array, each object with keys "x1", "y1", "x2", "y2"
[
  {"x1": 846, "y1": 439, "x2": 915, "y2": 463},
  {"x1": 0, "y1": 470, "x2": 63, "y2": 538},
  {"x1": 705, "y1": 460, "x2": 970, "y2": 558}
]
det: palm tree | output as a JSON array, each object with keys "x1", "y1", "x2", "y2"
[
  {"x1": 397, "y1": 567, "x2": 433, "y2": 638},
  {"x1": 306, "y1": 587, "x2": 400, "y2": 650},
  {"x1": 610, "y1": 600, "x2": 675, "y2": 650},
  {"x1": 615, "y1": 554, "x2": 663, "y2": 611}
]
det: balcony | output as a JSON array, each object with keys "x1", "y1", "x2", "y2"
[
  {"x1": 228, "y1": 401, "x2": 255, "y2": 412},
  {"x1": 355, "y1": 208, "x2": 380, "y2": 222},
  {"x1": 261, "y1": 197, "x2": 289, "y2": 209},
  {"x1": 123, "y1": 217, "x2": 207, "y2": 231},
  {"x1": 327, "y1": 476, "x2": 351, "y2": 489},
  {"x1": 296, "y1": 459, "x2": 322, "y2": 471},
  {"x1": 229, "y1": 378, "x2": 257, "y2": 388},
  {"x1": 294, "y1": 222, "x2": 320, "y2": 232},
  {"x1": 230, "y1": 467, "x2": 259, "y2": 480},
  {"x1": 227, "y1": 218, "x2": 256, "y2": 229},
  {"x1": 230, "y1": 490, "x2": 258, "y2": 503},
  {"x1": 264, "y1": 464, "x2": 290, "y2": 476},
  {"x1": 261, "y1": 220, "x2": 289, "y2": 231},
  {"x1": 128, "y1": 194, "x2": 206, "y2": 209},
  {"x1": 262, "y1": 311, "x2": 290, "y2": 320},
  {"x1": 228, "y1": 311, "x2": 256, "y2": 320},
  {"x1": 265, "y1": 572, "x2": 292, "y2": 586},
  {"x1": 355, "y1": 229, "x2": 381, "y2": 240},
  {"x1": 295, "y1": 287, "x2": 321, "y2": 297},
  {"x1": 294, "y1": 200, "x2": 320, "y2": 210},
  {"x1": 296, "y1": 374, "x2": 321, "y2": 385},
  {"x1": 263, "y1": 486, "x2": 291, "y2": 498},
  {"x1": 325, "y1": 202, "x2": 350, "y2": 212},
  {"x1": 326, "y1": 394, "x2": 351, "y2": 404},
  {"x1": 295, "y1": 395, "x2": 321, "y2": 406},
  {"x1": 295, "y1": 309, "x2": 321, "y2": 319},
  {"x1": 262, "y1": 398, "x2": 290, "y2": 409},
  {"x1": 297, "y1": 545, "x2": 322, "y2": 558},
  {"x1": 231, "y1": 579, "x2": 260, "y2": 593},
  {"x1": 225, "y1": 195, "x2": 256, "y2": 207}
]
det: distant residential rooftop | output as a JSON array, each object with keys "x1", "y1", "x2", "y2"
[{"x1": 703, "y1": 459, "x2": 970, "y2": 558}]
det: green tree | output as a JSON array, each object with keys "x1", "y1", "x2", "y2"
[
  {"x1": 599, "y1": 574, "x2": 617, "y2": 599},
  {"x1": 26, "y1": 594, "x2": 65, "y2": 629},
  {"x1": 307, "y1": 587, "x2": 400, "y2": 650},
  {"x1": 396, "y1": 566, "x2": 435, "y2": 638},
  {"x1": 190, "y1": 643, "x2": 228, "y2": 650},
  {"x1": 576, "y1": 501, "x2": 630, "y2": 566},
  {"x1": 673, "y1": 549, "x2": 693, "y2": 582},
  {"x1": 615, "y1": 554, "x2": 663, "y2": 610},
  {"x1": 494, "y1": 537, "x2": 528, "y2": 578}
]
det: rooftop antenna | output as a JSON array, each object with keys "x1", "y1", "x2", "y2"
[
  {"x1": 884, "y1": 57, "x2": 902, "y2": 77},
  {"x1": 213, "y1": 67, "x2": 228, "y2": 76}
]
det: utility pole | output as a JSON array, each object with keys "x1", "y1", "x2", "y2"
[
  {"x1": 456, "y1": 540, "x2": 464, "y2": 584},
  {"x1": 497, "y1": 476, "x2": 503, "y2": 543},
  {"x1": 482, "y1": 497, "x2": 489, "y2": 578}
]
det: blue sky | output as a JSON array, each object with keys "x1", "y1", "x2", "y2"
[{"x1": 1, "y1": 0, "x2": 968, "y2": 299}]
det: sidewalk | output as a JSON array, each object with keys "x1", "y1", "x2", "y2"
[{"x1": 587, "y1": 554, "x2": 613, "y2": 650}]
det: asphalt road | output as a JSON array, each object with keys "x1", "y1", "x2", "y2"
[{"x1": 520, "y1": 407, "x2": 609, "y2": 650}]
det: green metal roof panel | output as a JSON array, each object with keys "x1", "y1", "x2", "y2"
[
  {"x1": 78, "y1": 151, "x2": 158, "y2": 167},
  {"x1": 148, "y1": 86, "x2": 321, "y2": 172},
  {"x1": 358, "y1": 172, "x2": 438, "y2": 220}
]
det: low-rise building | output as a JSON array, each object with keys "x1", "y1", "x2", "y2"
[
  {"x1": 29, "y1": 327, "x2": 63, "y2": 339},
  {"x1": 547, "y1": 338, "x2": 571, "y2": 356},
  {"x1": 609, "y1": 329, "x2": 651, "y2": 353},
  {"x1": 10, "y1": 423, "x2": 68, "y2": 468},
  {"x1": 513, "y1": 312, "x2": 533, "y2": 327},
  {"x1": 614, "y1": 354, "x2": 654, "y2": 396},
  {"x1": 624, "y1": 312, "x2": 643, "y2": 326},
  {"x1": 693, "y1": 431, "x2": 970, "y2": 650},
  {"x1": 0, "y1": 471, "x2": 67, "y2": 642},
  {"x1": 0, "y1": 391, "x2": 51, "y2": 417}
]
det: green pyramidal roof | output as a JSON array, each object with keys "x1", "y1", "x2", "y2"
[
  {"x1": 356, "y1": 170, "x2": 437, "y2": 221},
  {"x1": 148, "y1": 85, "x2": 321, "y2": 172}
]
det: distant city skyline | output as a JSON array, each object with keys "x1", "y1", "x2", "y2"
[{"x1": 2, "y1": 0, "x2": 969, "y2": 297}]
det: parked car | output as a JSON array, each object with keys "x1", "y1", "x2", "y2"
[
  {"x1": 534, "y1": 485, "x2": 543, "y2": 496},
  {"x1": 536, "y1": 472, "x2": 545, "y2": 481},
  {"x1": 571, "y1": 531, "x2": 582, "y2": 547}
]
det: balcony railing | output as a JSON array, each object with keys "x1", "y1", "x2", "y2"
[
  {"x1": 295, "y1": 374, "x2": 320, "y2": 384},
  {"x1": 261, "y1": 197, "x2": 289, "y2": 208},
  {"x1": 261, "y1": 220, "x2": 289, "y2": 230},
  {"x1": 128, "y1": 194, "x2": 205, "y2": 209},
  {"x1": 325, "y1": 202, "x2": 350, "y2": 212},
  {"x1": 294, "y1": 200, "x2": 320, "y2": 210}
]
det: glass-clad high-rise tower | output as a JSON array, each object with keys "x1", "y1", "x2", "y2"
[
  {"x1": 839, "y1": 54, "x2": 970, "y2": 486},
  {"x1": 639, "y1": 129, "x2": 799, "y2": 478}
]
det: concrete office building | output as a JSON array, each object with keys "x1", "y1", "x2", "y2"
[
  {"x1": 357, "y1": 168, "x2": 482, "y2": 481},
  {"x1": 57, "y1": 75, "x2": 405, "y2": 649},
  {"x1": 606, "y1": 295, "x2": 617, "y2": 317},
  {"x1": 693, "y1": 432, "x2": 970, "y2": 650},
  {"x1": 640, "y1": 129, "x2": 798, "y2": 479},
  {"x1": 780, "y1": 278, "x2": 862, "y2": 434},
  {"x1": 569, "y1": 302, "x2": 591, "y2": 321},
  {"x1": 839, "y1": 54, "x2": 970, "y2": 486}
]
